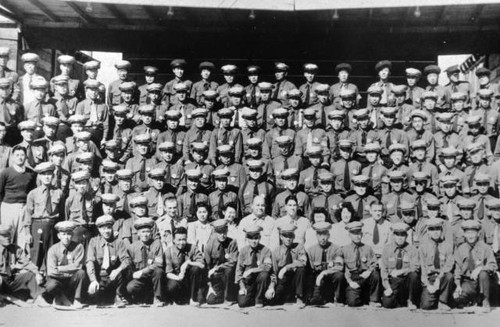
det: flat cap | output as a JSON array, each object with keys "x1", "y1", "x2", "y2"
[
  {"x1": 391, "y1": 222, "x2": 410, "y2": 233},
  {"x1": 272, "y1": 108, "x2": 289, "y2": 118},
  {"x1": 143, "y1": 66, "x2": 158, "y2": 74},
  {"x1": 67, "y1": 114, "x2": 87, "y2": 125},
  {"x1": 55, "y1": 221, "x2": 77, "y2": 233},
  {"x1": 170, "y1": 59, "x2": 187, "y2": 69},
  {"x1": 133, "y1": 217, "x2": 155, "y2": 230},
  {"x1": 426, "y1": 218, "x2": 444, "y2": 229},
  {"x1": 57, "y1": 55, "x2": 75, "y2": 65},
  {"x1": 130, "y1": 196, "x2": 148, "y2": 208},
  {"x1": 243, "y1": 224, "x2": 263, "y2": 235},
  {"x1": 116, "y1": 169, "x2": 134, "y2": 180},
  {"x1": 96, "y1": 215, "x2": 115, "y2": 227},
  {"x1": 276, "y1": 135, "x2": 293, "y2": 145},
  {"x1": 367, "y1": 85, "x2": 383, "y2": 96},
  {"x1": 457, "y1": 198, "x2": 476, "y2": 210},
  {"x1": 275, "y1": 62, "x2": 289, "y2": 72},
  {"x1": 114, "y1": 60, "x2": 131, "y2": 70},
  {"x1": 345, "y1": 221, "x2": 364, "y2": 232},
  {"x1": 212, "y1": 219, "x2": 229, "y2": 232},
  {"x1": 71, "y1": 171, "x2": 90, "y2": 182},
  {"x1": 148, "y1": 168, "x2": 166, "y2": 178},
  {"x1": 423, "y1": 65, "x2": 441, "y2": 75},
  {"x1": 21, "y1": 53, "x2": 40, "y2": 63},
  {"x1": 74, "y1": 131, "x2": 92, "y2": 141},
  {"x1": 213, "y1": 168, "x2": 230, "y2": 179},
  {"x1": 258, "y1": 82, "x2": 274, "y2": 92},
  {"x1": 83, "y1": 61, "x2": 101, "y2": 70},
  {"x1": 18, "y1": 120, "x2": 37, "y2": 131},
  {"x1": 34, "y1": 162, "x2": 55, "y2": 174},
  {"x1": 101, "y1": 193, "x2": 120, "y2": 204},
  {"x1": 312, "y1": 222, "x2": 332, "y2": 232},
  {"x1": 221, "y1": 65, "x2": 237, "y2": 74},
  {"x1": 405, "y1": 68, "x2": 422, "y2": 77},
  {"x1": 335, "y1": 63, "x2": 352, "y2": 74},
  {"x1": 185, "y1": 168, "x2": 203, "y2": 180},
  {"x1": 461, "y1": 220, "x2": 481, "y2": 231},
  {"x1": 119, "y1": 81, "x2": 136, "y2": 92},
  {"x1": 134, "y1": 133, "x2": 152, "y2": 144},
  {"x1": 375, "y1": 60, "x2": 392, "y2": 72}
]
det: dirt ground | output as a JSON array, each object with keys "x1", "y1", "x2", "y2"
[{"x1": 1, "y1": 304, "x2": 500, "y2": 327}]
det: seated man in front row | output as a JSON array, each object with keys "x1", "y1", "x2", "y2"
[{"x1": 86, "y1": 215, "x2": 131, "y2": 307}]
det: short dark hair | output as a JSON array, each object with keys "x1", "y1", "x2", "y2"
[
  {"x1": 224, "y1": 202, "x2": 237, "y2": 212},
  {"x1": 311, "y1": 207, "x2": 333, "y2": 224},
  {"x1": 173, "y1": 227, "x2": 188, "y2": 237},
  {"x1": 12, "y1": 145, "x2": 27, "y2": 155},
  {"x1": 284, "y1": 195, "x2": 298, "y2": 205}
]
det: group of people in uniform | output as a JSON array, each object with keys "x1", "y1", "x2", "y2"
[{"x1": 1, "y1": 46, "x2": 500, "y2": 313}]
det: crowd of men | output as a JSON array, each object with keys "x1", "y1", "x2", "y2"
[{"x1": 1, "y1": 46, "x2": 500, "y2": 313}]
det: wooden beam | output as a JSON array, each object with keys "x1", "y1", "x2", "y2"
[
  {"x1": 28, "y1": 0, "x2": 61, "y2": 22},
  {"x1": 0, "y1": 0, "x2": 22, "y2": 23},
  {"x1": 366, "y1": 8, "x2": 373, "y2": 27},
  {"x1": 471, "y1": 4, "x2": 485, "y2": 22},
  {"x1": 65, "y1": 1, "x2": 99, "y2": 25},
  {"x1": 104, "y1": 3, "x2": 132, "y2": 25},
  {"x1": 435, "y1": 6, "x2": 448, "y2": 24},
  {"x1": 142, "y1": 5, "x2": 163, "y2": 23},
  {"x1": 402, "y1": 7, "x2": 413, "y2": 27}
]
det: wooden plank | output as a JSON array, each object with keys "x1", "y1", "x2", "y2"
[
  {"x1": 104, "y1": 3, "x2": 132, "y2": 25},
  {"x1": 27, "y1": 0, "x2": 61, "y2": 22},
  {"x1": 295, "y1": 0, "x2": 500, "y2": 11},
  {"x1": 65, "y1": 1, "x2": 100, "y2": 25},
  {"x1": 0, "y1": 0, "x2": 23, "y2": 22}
]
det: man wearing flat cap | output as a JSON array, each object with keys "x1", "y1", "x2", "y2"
[
  {"x1": 0, "y1": 47, "x2": 19, "y2": 102},
  {"x1": 108, "y1": 60, "x2": 135, "y2": 107},
  {"x1": 0, "y1": 78, "x2": 22, "y2": 145},
  {"x1": 369, "y1": 60, "x2": 394, "y2": 106},
  {"x1": 444, "y1": 65, "x2": 470, "y2": 103},
  {"x1": 262, "y1": 108, "x2": 296, "y2": 160},
  {"x1": 272, "y1": 62, "x2": 297, "y2": 105},
  {"x1": 43, "y1": 221, "x2": 87, "y2": 309},
  {"x1": 208, "y1": 108, "x2": 243, "y2": 164},
  {"x1": 76, "y1": 80, "x2": 110, "y2": 145},
  {"x1": 86, "y1": 215, "x2": 131, "y2": 307},
  {"x1": 162, "y1": 59, "x2": 192, "y2": 107},
  {"x1": 235, "y1": 224, "x2": 274, "y2": 308},
  {"x1": 138, "y1": 66, "x2": 159, "y2": 105},
  {"x1": 126, "y1": 217, "x2": 165, "y2": 306},
  {"x1": 51, "y1": 55, "x2": 84, "y2": 101},
  {"x1": 17, "y1": 53, "x2": 42, "y2": 106},
  {"x1": 216, "y1": 65, "x2": 242, "y2": 108},
  {"x1": 299, "y1": 63, "x2": 321, "y2": 107},
  {"x1": 423, "y1": 64, "x2": 450, "y2": 109},
  {"x1": 404, "y1": 68, "x2": 425, "y2": 108},
  {"x1": 255, "y1": 82, "x2": 281, "y2": 131},
  {"x1": 244, "y1": 65, "x2": 261, "y2": 109}
]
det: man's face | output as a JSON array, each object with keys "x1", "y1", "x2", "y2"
[
  {"x1": 304, "y1": 72, "x2": 315, "y2": 83},
  {"x1": 260, "y1": 91, "x2": 271, "y2": 102},
  {"x1": 275, "y1": 71, "x2": 285, "y2": 81},
  {"x1": 39, "y1": 171, "x2": 53, "y2": 185},
  {"x1": 358, "y1": 117, "x2": 369, "y2": 129},
  {"x1": 391, "y1": 181, "x2": 403, "y2": 192},
  {"x1": 393, "y1": 232, "x2": 407, "y2": 246},
  {"x1": 133, "y1": 205, "x2": 147, "y2": 217},
  {"x1": 186, "y1": 176, "x2": 199, "y2": 190},
  {"x1": 490, "y1": 208, "x2": 500, "y2": 221},
  {"x1": 342, "y1": 99, "x2": 354, "y2": 109},
  {"x1": 370, "y1": 205, "x2": 383, "y2": 221},
  {"x1": 428, "y1": 227, "x2": 442, "y2": 241},
  {"x1": 194, "y1": 117, "x2": 205, "y2": 128},
  {"x1": 121, "y1": 91, "x2": 133, "y2": 103},
  {"x1": 402, "y1": 211, "x2": 416, "y2": 225},
  {"x1": 215, "y1": 178, "x2": 228, "y2": 190},
  {"x1": 12, "y1": 149, "x2": 26, "y2": 166},
  {"x1": 249, "y1": 168, "x2": 262, "y2": 180},
  {"x1": 426, "y1": 73, "x2": 438, "y2": 85},
  {"x1": 415, "y1": 180, "x2": 426, "y2": 193},
  {"x1": 280, "y1": 234, "x2": 295, "y2": 247},
  {"x1": 338, "y1": 71, "x2": 349, "y2": 83},
  {"x1": 317, "y1": 231, "x2": 330, "y2": 246},
  {"x1": 318, "y1": 94, "x2": 328, "y2": 104},
  {"x1": 406, "y1": 77, "x2": 417, "y2": 87},
  {"x1": 369, "y1": 95, "x2": 381, "y2": 106},
  {"x1": 119, "y1": 179, "x2": 131, "y2": 192},
  {"x1": 349, "y1": 230, "x2": 363, "y2": 244},
  {"x1": 224, "y1": 74, "x2": 234, "y2": 84},
  {"x1": 216, "y1": 229, "x2": 228, "y2": 242},
  {"x1": 330, "y1": 118, "x2": 342, "y2": 130},
  {"x1": 142, "y1": 114, "x2": 153, "y2": 125},
  {"x1": 21, "y1": 129, "x2": 34, "y2": 142},
  {"x1": 173, "y1": 67, "x2": 184, "y2": 78},
  {"x1": 55, "y1": 84, "x2": 68, "y2": 96},
  {"x1": 478, "y1": 75, "x2": 490, "y2": 86},
  {"x1": 248, "y1": 74, "x2": 258, "y2": 84},
  {"x1": 378, "y1": 68, "x2": 390, "y2": 80},
  {"x1": 274, "y1": 117, "x2": 286, "y2": 127},
  {"x1": 50, "y1": 153, "x2": 64, "y2": 166},
  {"x1": 43, "y1": 124, "x2": 57, "y2": 138},
  {"x1": 285, "y1": 179, "x2": 298, "y2": 191},
  {"x1": 452, "y1": 100, "x2": 465, "y2": 112},
  {"x1": 33, "y1": 89, "x2": 46, "y2": 101},
  {"x1": 443, "y1": 184, "x2": 456, "y2": 197},
  {"x1": 230, "y1": 95, "x2": 242, "y2": 107},
  {"x1": 60, "y1": 63, "x2": 72, "y2": 76},
  {"x1": 366, "y1": 151, "x2": 378, "y2": 163},
  {"x1": 200, "y1": 69, "x2": 211, "y2": 80},
  {"x1": 102, "y1": 203, "x2": 116, "y2": 215},
  {"x1": 117, "y1": 69, "x2": 128, "y2": 80},
  {"x1": 309, "y1": 156, "x2": 321, "y2": 167},
  {"x1": 176, "y1": 91, "x2": 187, "y2": 102},
  {"x1": 24, "y1": 62, "x2": 36, "y2": 75},
  {"x1": 320, "y1": 181, "x2": 333, "y2": 193},
  {"x1": 86, "y1": 69, "x2": 98, "y2": 79},
  {"x1": 460, "y1": 208, "x2": 473, "y2": 220},
  {"x1": 382, "y1": 115, "x2": 395, "y2": 127},
  {"x1": 252, "y1": 198, "x2": 266, "y2": 217},
  {"x1": 479, "y1": 98, "x2": 491, "y2": 109},
  {"x1": 448, "y1": 72, "x2": 459, "y2": 83},
  {"x1": 443, "y1": 157, "x2": 456, "y2": 168},
  {"x1": 165, "y1": 201, "x2": 178, "y2": 218},
  {"x1": 203, "y1": 99, "x2": 214, "y2": 110},
  {"x1": 86, "y1": 88, "x2": 98, "y2": 100},
  {"x1": 0, "y1": 235, "x2": 9, "y2": 247},
  {"x1": 148, "y1": 92, "x2": 160, "y2": 103},
  {"x1": 278, "y1": 144, "x2": 291, "y2": 156},
  {"x1": 167, "y1": 119, "x2": 179, "y2": 130},
  {"x1": 137, "y1": 143, "x2": 148, "y2": 156},
  {"x1": 160, "y1": 150, "x2": 174, "y2": 163},
  {"x1": 105, "y1": 148, "x2": 118, "y2": 160},
  {"x1": 354, "y1": 185, "x2": 367, "y2": 196},
  {"x1": 71, "y1": 123, "x2": 84, "y2": 134},
  {"x1": 390, "y1": 151, "x2": 403, "y2": 165},
  {"x1": 151, "y1": 177, "x2": 165, "y2": 190},
  {"x1": 145, "y1": 75, "x2": 155, "y2": 84},
  {"x1": 0, "y1": 55, "x2": 8, "y2": 68},
  {"x1": 411, "y1": 117, "x2": 423, "y2": 131},
  {"x1": 247, "y1": 234, "x2": 260, "y2": 248},
  {"x1": 0, "y1": 86, "x2": 9, "y2": 99},
  {"x1": 413, "y1": 148, "x2": 426, "y2": 161},
  {"x1": 191, "y1": 150, "x2": 205, "y2": 163},
  {"x1": 58, "y1": 231, "x2": 72, "y2": 246},
  {"x1": 99, "y1": 225, "x2": 113, "y2": 240},
  {"x1": 286, "y1": 200, "x2": 298, "y2": 216},
  {"x1": 423, "y1": 99, "x2": 436, "y2": 110},
  {"x1": 464, "y1": 229, "x2": 479, "y2": 244},
  {"x1": 74, "y1": 180, "x2": 89, "y2": 194},
  {"x1": 138, "y1": 228, "x2": 153, "y2": 243},
  {"x1": 395, "y1": 94, "x2": 405, "y2": 105},
  {"x1": 470, "y1": 150, "x2": 483, "y2": 163},
  {"x1": 476, "y1": 181, "x2": 489, "y2": 194},
  {"x1": 220, "y1": 117, "x2": 231, "y2": 128},
  {"x1": 304, "y1": 117, "x2": 315, "y2": 128},
  {"x1": 339, "y1": 148, "x2": 351, "y2": 160},
  {"x1": 224, "y1": 207, "x2": 237, "y2": 222}
]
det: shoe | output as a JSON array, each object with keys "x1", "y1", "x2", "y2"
[
  {"x1": 153, "y1": 298, "x2": 165, "y2": 307},
  {"x1": 482, "y1": 300, "x2": 491, "y2": 313},
  {"x1": 295, "y1": 298, "x2": 306, "y2": 309},
  {"x1": 438, "y1": 302, "x2": 451, "y2": 311},
  {"x1": 71, "y1": 299, "x2": 85, "y2": 310},
  {"x1": 189, "y1": 299, "x2": 200, "y2": 307},
  {"x1": 254, "y1": 303, "x2": 264, "y2": 308},
  {"x1": 369, "y1": 302, "x2": 381, "y2": 308},
  {"x1": 34, "y1": 295, "x2": 51, "y2": 308},
  {"x1": 114, "y1": 296, "x2": 128, "y2": 308},
  {"x1": 407, "y1": 301, "x2": 417, "y2": 310}
]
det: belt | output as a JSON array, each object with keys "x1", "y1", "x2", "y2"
[{"x1": 32, "y1": 217, "x2": 54, "y2": 222}]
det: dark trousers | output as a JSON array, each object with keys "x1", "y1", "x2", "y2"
[
  {"x1": 271, "y1": 267, "x2": 305, "y2": 305},
  {"x1": 346, "y1": 270, "x2": 381, "y2": 307},
  {"x1": 166, "y1": 266, "x2": 204, "y2": 304},
  {"x1": 126, "y1": 267, "x2": 165, "y2": 303},
  {"x1": 0, "y1": 272, "x2": 41, "y2": 300},
  {"x1": 44, "y1": 269, "x2": 87, "y2": 302},
  {"x1": 420, "y1": 272, "x2": 454, "y2": 310},
  {"x1": 30, "y1": 219, "x2": 55, "y2": 273},
  {"x1": 88, "y1": 270, "x2": 128, "y2": 304},
  {"x1": 206, "y1": 266, "x2": 237, "y2": 304},
  {"x1": 237, "y1": 271, "x2": 270, "y2": 308},
  {"x1": 308, "y1": 270, "x2": 345, "y2": 305},
  {"x1": 381, "y1": 272, "x2": 420, "y2": 308},
  {"x1": 456, "y1": 271, "x2": 492, "y2": 306}
]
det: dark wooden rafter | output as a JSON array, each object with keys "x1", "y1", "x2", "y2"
[
  {"x1": 435, "y1": 6, "x2": 448, "y2": 24},
  {"x1": 104, "y1": 3, "x2": 132, "y2": 25},
  {"x1": 402, "y1": 6, "x2": 413, "y2": 28},
  {"x1": 367, "y1": 8, "x2": 374, "y2": 27},
  {"x1": 142, "y1": 5, "x2": 163, "y2": 23},
  {"x1": 28, "y1": 0, "x2": 61, "y2": 22},
  {"x1": 471, "y1": 4, "x2": 485, "y2": 25},
  {"x1": 65, "y1": 1, "x2": 99, "y2": 25}
]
